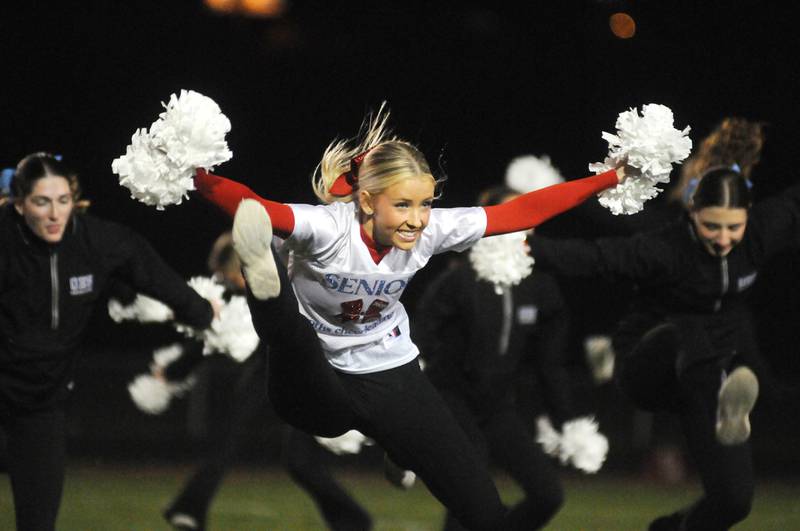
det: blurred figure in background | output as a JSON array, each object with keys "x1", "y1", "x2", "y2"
[
  {"x1": 670, "y1": 117, "x2": 765, "y2": 207},
  {"x1": 526, "y1": 134, "x2": 800, "y2": 530},
  {"x1": 0, "y1": 152, "x2": 214, "y2": 531},
  {"x1": 125, "y1": 232, "x2": 372, "y2": 531},
  {"x1": 414, "y1": 181, "x2": 608, "y2": 531}
]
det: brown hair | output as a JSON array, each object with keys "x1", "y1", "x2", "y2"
[{"x1": 670, "y1": 117, "x2": 765, "y2": 204}]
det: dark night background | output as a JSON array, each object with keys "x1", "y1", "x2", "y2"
[{"x1": 2, "y1": 1, "x2": 799, "y2": 473}]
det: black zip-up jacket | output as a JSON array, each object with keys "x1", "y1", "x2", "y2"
[
  {"x1": 0, "y1": 205, "x2": 214, "y2": 413},
  {"x1": 414, "y1": 260, "x2": 574, "y2": 425},
  {"x1": 529, "y1": 183, "x2": 800, "y2": 371}
]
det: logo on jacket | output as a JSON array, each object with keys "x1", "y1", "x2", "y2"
[
  {"x1": 69, "y1": 274, "x2": 93, "y2": 295},
  {"x1": 737, "y1": 272, "x2": 757, "y2": 292}
]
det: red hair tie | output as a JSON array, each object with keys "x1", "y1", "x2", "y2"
[{"x1": 329, "y1": 149, "x2": 371, "y2": 197}]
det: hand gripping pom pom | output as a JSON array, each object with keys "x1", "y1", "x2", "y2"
[
  {"x1": 315, "y1": 430, "x2": 373, "y2": 455},
  {"x1": 112, "y1": 90, "x2": 232, "y2": 210},
  {"x1": 469, "y1": 232, "x2": 534, "y2": 295},
  {"x1": 590, "y1": 104, "x2": 692, "y2": 215}
]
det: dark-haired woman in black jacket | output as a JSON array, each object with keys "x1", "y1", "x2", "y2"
[
  {"x1": 0, "y1": 153, "x2": 215, "y2": 531},
  {"x1": 530, "y1": 167, "x2": 800, "y2": 530}
]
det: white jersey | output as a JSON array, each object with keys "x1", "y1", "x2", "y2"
[{"x1": 276, "y1": 201, "x2": 486, "y2": 374}]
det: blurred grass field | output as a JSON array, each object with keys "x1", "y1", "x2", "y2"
[{"x1": 2, "y1": 463, "x2": 799, "y2": 530}]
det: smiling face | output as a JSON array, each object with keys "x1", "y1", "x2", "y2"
[
  {"x1": 359, "y1": 175, "x2": 435, "y2": 251},
  {"x1": 691, "y1": 206, "x2": 748, "y2": 257},
  {"x1": 14, "y1": 175, "x2": 74, "y2": 243}
]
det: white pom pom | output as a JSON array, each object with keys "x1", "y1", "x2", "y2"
[
  {"x1": 111, "y1": 128, "x2": 194, "y2": 210},
  {"x1": 108, "y1": 298, "x2": 138, "y2": 323},
  {"x1": 149, "y1": 90, "x2": 232, "y2": 171},
  {"x1": 590, "y1": 104, "x2": 692, "y2": 215},
  {"x1": 152, "y1": 343, "x2": 185, "y2": 368},
  {"x1": 584, "y1": 335, "x2": 615, "y2": 384},
  {"x1": 536, "y1": 415, "x2": 562, "y2": 457},
  {"x1": 396, "y1": 470, "x2": 417, "y2": 489},
  {"x1": 187, "y1": 275, "x2": 226, "y2": 302},
  {"x1": 469, "y1": 232, "x2": 534, "y2": 295},
  {"x1": 174, "y1": 278, "x2": 259, "y2": 363},
  {"x1": 559, "y1": 417, "x2": 609, "y2": 473},
  {"x1": 174, "y1": 276, "x2": 225, "y2": 338},
  {"x1": 108, "y1": 294, "x2": 174, "y2": 323},
  {"x1": 314, "y1": 430, "x2": 373, "y2": 455},
  {"x1": 112, "y1": 90, "x2": 232, "y2": 210},
  {"x1": 203, "y1": 296, "x2": 260, "y2": 362},
  {"x1": 505, "y1": 155, "x2": 564, "y2": 193},
  {"x1": 127, "y1": 374, "x2": 173, "y2": 415}
]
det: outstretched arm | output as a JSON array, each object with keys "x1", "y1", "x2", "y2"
[
  {"x1": 483, "y1": 168, "x2": 622, "y2": 236},
  {"x1": 194, "y1": 169, "x2": 295, "y2": 238}
]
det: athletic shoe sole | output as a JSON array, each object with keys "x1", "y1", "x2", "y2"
[
  {"x1": 716, "y1": 366, "x2": 759, "y2": 445},
  {"x1": 164, "y1": 509, "x2": 202, "y2": 531},
  {"x1": 232, "y1": 199, "x2": 280, "y2": 300}
]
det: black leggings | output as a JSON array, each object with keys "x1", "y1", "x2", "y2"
[
  {"x1": 167, "y1": 353, "x2": 267, "y2": 522},
  {"x1": 0, "y1": 406, "x2": 66, "y2": 531},
  {"x1": 284, "y1": 427, "x2": 372, "y2": 531},
  {"x1": 615, "y1": 322, "x2": 754, "y2": 531},
  {"x1": 438, "y1": 390, "x2": 564, "y2": 531},
  {"x1": 168, "y1": 352, "x2": 370, "y2": 530},
  {"x1": 247, "y1": 260, "x2": 510, "y2": 530}
]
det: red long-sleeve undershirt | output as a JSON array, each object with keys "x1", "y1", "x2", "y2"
[
  {"x1": 194, "y1": 168, "x2": 619, "y2": 241},
  {"x1": 482, "y1": 169, "x2": 619, "y2": 235},
  {"x1": 194, "y1": 169, "x2": 296, "y2": 238}
]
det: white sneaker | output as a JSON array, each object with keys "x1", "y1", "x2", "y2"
[
  {"x1": 716, "y1": 366, "x2": 759, "y2": 445},
  {"x1": 232, "y1": 199, "x2": 280, "y2": 300}
]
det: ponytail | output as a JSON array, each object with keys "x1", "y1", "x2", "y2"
[{"x1": 312, "y1": 102, "x2": 396, "y2": 204}]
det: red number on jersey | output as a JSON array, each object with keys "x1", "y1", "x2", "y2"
[{"x1": 338, "y1": 299, "x2": 388, "y2": 323}]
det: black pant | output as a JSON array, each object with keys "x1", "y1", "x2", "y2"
[
  {"x1": 0, "y1": 406, "x2": 66, "y2": 531},
  {"x1": 438, "y1": 390, "x2": 564, "y2": 531},
  {"x1": 168, "y1": 350, "x2": 369, "y2": 530},
  {"x1": 167, "y1": 352, "x2": 267, "y2": 524},
  {"x1": 284, "y1": 427, "x2": 372, "y2": 531},
  {"x1": 246, "y1": 260, "x2": 510, "y2": 531},
  {"x1": 615, "y1": 322, "x2": 754, "y2": 530}
]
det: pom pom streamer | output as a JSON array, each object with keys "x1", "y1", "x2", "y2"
[
  {"x1": 108, "y1": 294, "x2": 174, "y2": 323},
  {"x1": 111, "y1": 129, "x2": 193, "y2": 210},
  {"x1": 127, "y1": 372, "x2": 195, "y2": 415},
  {"x1": 469, "y1": 232, "x2": 534, "y2": 295},
  {"x1": 315, "y1": 430, "x2": 373, "y2": 455},
  {"x1": 151, "y1": 343, "x2": 185, "y2": 369},
  {"x1": 590, "y1": 104, "x2": 692, "y2": 215},
  {"x1": 128, "y1": 343, "x2": 196, "y2": 415},
  {"x1": 176, "y1": 276, "x2": 259, "y2": 363},
  {"x1": 584, "y1": 335, "x2": 616, "y2": 384},
  {"x1": 149, "y1": 90, "x2": 232, "y2": 171},
  {"x1": 535, "y1": 415, "x2": 609, "y2": 474},
  {"x1": 110, "y1": 276, "x2": 259, "y2": 363},
  {"x1": 536, "y1": 416, "x2": 561, "y2": 456},
  {"x1": 112, "y1": 90, "x2": 232, "y2": 210},
  {"x1": 201, "y1": 295, "x2": 259, "y2": 362},
  {"x1": 560, "y1": 417, "x2": 609, "y2": 473},
  {"x1": 505, "y1": 155, "x2": 565, "y2": 194}
]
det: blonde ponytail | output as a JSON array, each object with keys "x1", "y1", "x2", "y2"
[{"x1": 312, "y1": 102, "x2": 397, "y2": 204}]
